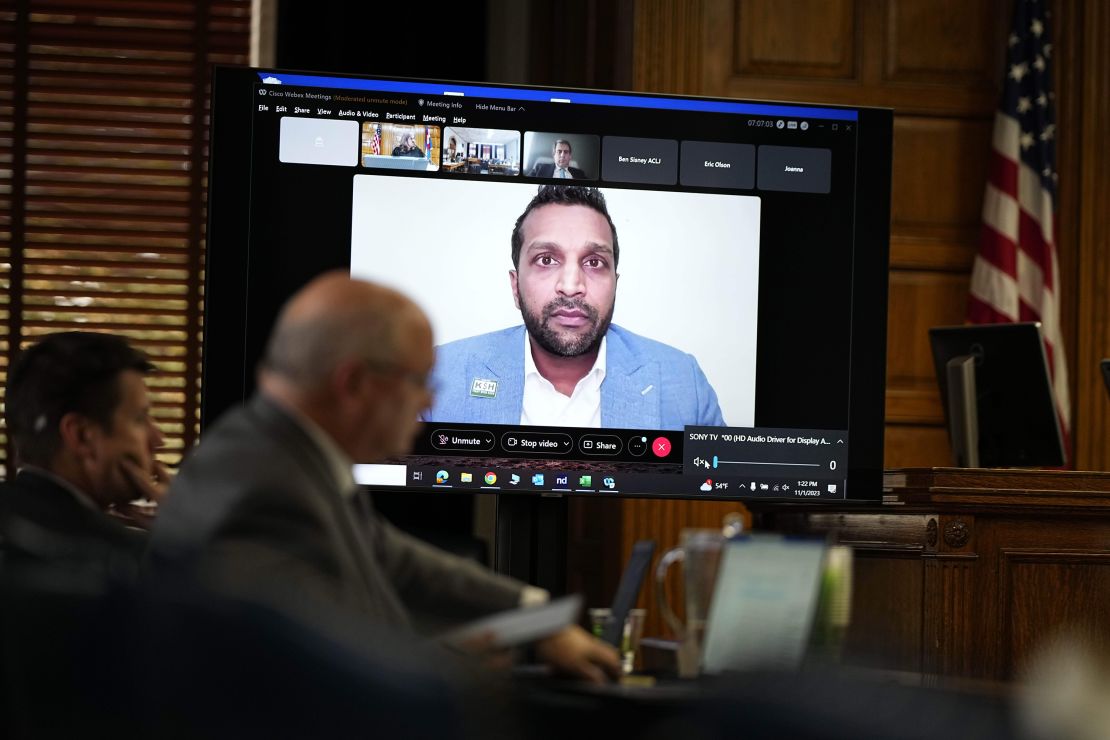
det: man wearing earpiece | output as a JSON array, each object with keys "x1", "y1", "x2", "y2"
[{"x1": 0, "y1": 332, "x2": 169, "y2": 581}]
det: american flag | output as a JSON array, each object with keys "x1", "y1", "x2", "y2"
[
  {"x1": 967, "y1": 0, "x2": 1070, "y2": 456},
  {"x1": 424, "y1": 126, "x2": 432, "y2": 161},
  {"x1": 369, "y1": 123, "x2": 381, "y2": 155}
]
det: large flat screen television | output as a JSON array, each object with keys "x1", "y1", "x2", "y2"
[{"x1": 204, "y1": 67, "x2": 892, "y2": 502}]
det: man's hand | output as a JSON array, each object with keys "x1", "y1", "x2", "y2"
[
  {"x1": 534, "y1": 625, "x2": 621, "y2": 684},
  {"x1": 444, "y1": 630, "x2": 514, "y2": 673},
  {"x1": 120, "y1": 457, "x2": 172, "y2": 503}
]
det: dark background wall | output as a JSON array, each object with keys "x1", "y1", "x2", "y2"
[{"x1": 275, "y1": 3, "x2": 490, "y2": 82}]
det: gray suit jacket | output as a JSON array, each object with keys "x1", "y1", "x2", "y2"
[{"x1": 148, "y1": 394, "x2": 524, "y2": 630}]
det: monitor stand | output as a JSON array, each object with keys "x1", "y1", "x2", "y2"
[
  {"x1": 493, "y1": 494, "x2": 568, "y2": 595},
  {"x1": 945, "y1": 354, "x2": 980, "y2": 467}
]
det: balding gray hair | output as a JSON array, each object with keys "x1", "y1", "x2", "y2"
[{"x1": 261, "y1": 304, "x2": 401, "y2": 391}]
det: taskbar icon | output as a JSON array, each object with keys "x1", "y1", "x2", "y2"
[{"x1": 408, "y1": 466, "x2": 619, "y2": 494}]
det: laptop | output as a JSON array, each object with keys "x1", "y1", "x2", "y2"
[
  {"x1": 701, "y1": 534, "x2": 829, "y2": 674},
  {"x1": 600, "y1": 540, "x2": 656, "y2": 647}
]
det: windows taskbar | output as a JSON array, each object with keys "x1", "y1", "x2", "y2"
[{"x1": 352, "y1": 463, "x2": 848, "y2": 500}]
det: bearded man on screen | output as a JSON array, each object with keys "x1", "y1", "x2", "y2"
[{"x1": 426, "y1": 185, "x2": 724, "y2": 430}]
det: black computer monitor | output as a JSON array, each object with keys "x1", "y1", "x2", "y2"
[
  {"x1": 203, "y1": 67, "x2": 892, "y2": 502},
  {"x1": 930, "y1": 323, "x2": 1065, "y2": 468}
]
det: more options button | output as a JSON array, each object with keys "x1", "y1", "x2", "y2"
[
  {"x1": 500, "y1": 431, "x2": 574, "y2": 454},
  {"x1": 579, "y1": 434, "x2": 623, "y2": 455},
  {"x1": 429, "y1": 428, "x2": 495, "y2": 452}
]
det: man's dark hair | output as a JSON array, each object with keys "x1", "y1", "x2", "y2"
[
  {"x1": 5, "y1": 331, "x2": 154, "y2": 467},
  {"x1": 510, "y1": 185, "x2": 619, "y2": 269}
]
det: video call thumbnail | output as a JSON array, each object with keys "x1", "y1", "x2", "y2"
[
  {"x1": 523, "y1": 132, "x2": 600, "y2": 181},
  {"x1": 361, "y1": 122, "x2": 441, "y2": 172},
  {"x1": 441, "y1": 127, "x2": 521, "y2": 177},
  {"x1": 350, "y1": 176, "x2": 762, "y2": 431}
]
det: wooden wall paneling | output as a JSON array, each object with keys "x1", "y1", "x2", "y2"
[
  {"x1": 1068, "y1": 1, "x2": 1110, "y2": 472},
  {"x1": 736, "y1": 0, "x2": 856, "y2": 79},
  {"x1": 883, "y1": 0, "x2": 1004, "y2": 88},
  {"x1": 884, "y1": 424, "x2": 952, "y2": 468},
  {"x1": 884, "y1": 270, "x2": 971, "y2": 380},
  {"x1": 632, "y1": 0, "x2": 703, "y2": 94},
  {"x1": 923, "y1": 556, "x2": 982, "y2": 676},
  {"x1": 888, "y1": 234, "x2": 978, "y2": 273},
  {"x1": 989, "y1": 512, "x2": 1110, "y2": 679},
  {"x1": 1052, "y1": 0, "x2": 1082, "y2": 468},
  {"x1": 922, "y1": 513, "x2": 988, "y2": 677},
  {"x1": 884, "y1": 270, "x2": 970, "y2": 449},
  {"x1": 525, "y1": 0, "x2": 635, "y2": 91},
  {"x1": 888, "y1": 116, "x2": 992, "y2": 268},
  {"x1": 701, "y1": 0, "x2": 1004, "y2": 115},
  {"x1": 843, "y1": 550, "x2": 924, "y2": 671},
  {"x1": 1003, "y1": 553, "x2": 1110, "y2": 678}
]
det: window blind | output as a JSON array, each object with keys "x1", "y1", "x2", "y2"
[{"x1": 0, "y1": 1, "x2": 250, "y2": 476}]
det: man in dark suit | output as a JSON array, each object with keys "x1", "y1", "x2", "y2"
[
  {"x1": 0, "y1": 332, "x2": 170, "y2": 581},
  {"x1": 149, "y1": 273, "x2": 620, "y2": 683},
  {"x1": 529, "y1": 139, "x2": 588, "y2": 179}
]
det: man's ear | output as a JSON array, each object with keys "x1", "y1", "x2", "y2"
[
  {"x1": 58, "y1": 412, "x2": 97, "y2": 458},
  {"x1": 509, "y1": 269, "x2": 521, "y2": 310},
  {"x1": 332, "y1": 357, "x2": 366, "y2": 399}
]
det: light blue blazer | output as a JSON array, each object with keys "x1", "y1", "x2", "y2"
[{"x1": 424, "y1": 324, "x2": 725, "y2": 430}]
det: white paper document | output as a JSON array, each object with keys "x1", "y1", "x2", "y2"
[{"x1": 442, "y1": 594, "x2": 583, "y2": 649}]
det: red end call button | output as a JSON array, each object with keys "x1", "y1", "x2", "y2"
[{"x1": 652, "y1": 436, "x2": 672, "y2": 458}]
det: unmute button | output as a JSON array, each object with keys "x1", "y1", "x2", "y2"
[{"x1": 429, "y1": 429, "x2": 495, "y2": 451}]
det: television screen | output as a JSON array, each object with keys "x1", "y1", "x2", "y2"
[{"x1": 205, "y1": 68, "x2": 892, "y2": 502}]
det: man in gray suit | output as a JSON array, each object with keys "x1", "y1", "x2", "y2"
[{"x1": 148, "y1": 273, "x2": 619, "y2": 682}]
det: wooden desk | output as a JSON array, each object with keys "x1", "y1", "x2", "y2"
[{"x1": 751, "y1": 468, "x2": 1110, "y2": 681}]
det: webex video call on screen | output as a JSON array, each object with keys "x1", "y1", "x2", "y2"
[{"x1": 209, "y1": 69, "x2": 891, "y2": 502}]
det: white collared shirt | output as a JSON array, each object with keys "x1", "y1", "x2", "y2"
[{"x1": 520, "y1": 334, "x2": 606, "y2": 428}]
